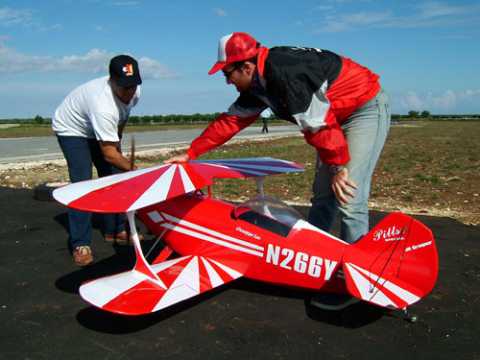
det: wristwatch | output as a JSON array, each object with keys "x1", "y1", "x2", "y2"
[{"x1": 329, "y1": 165, "x2": 345, "y2": 174}]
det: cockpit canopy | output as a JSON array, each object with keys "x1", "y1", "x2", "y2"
[{"x1": 233, "y1": 196, "x2": 304, "y2": 237}]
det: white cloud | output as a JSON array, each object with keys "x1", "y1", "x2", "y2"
[
  {"x1": 0, "y1": 44, "x2": 176, "y2": 79},
  {"x1": 396, "y1": 89, "x2": 480, "y2": 113},
  {"x1": 400, "y1": 91, "x2": 425, "y2": 111},
  {"x1": 213, "y1": 8, "x2": 227, "y2": 17},
  {"x1": 137, "y1": 56, "x2": 177, "y2": 79},
  {"x1": 315, "y1": 1, "x2": 480, "y2": 32},
  {"x1": 40, "y1": 23, "x2": 62, "y2": 32},
  {"x1": 0, "y1": 7, "x2": 33, "y2": 26},
  {"x1": 418, "y1": 1, "x2": 471, "y2": 19},
  {"x1": 0, "y1": 6, "x2": 61, "y2": 31},
  {"x1": 315, "y1": 5, "x2": 335, "y2": 11},
  {"x1": 431, "y1": 90, "x2": 457, "y2": 110},
  {"x1": 320, "y1": 11, "x2": 392, "y2": 32}
]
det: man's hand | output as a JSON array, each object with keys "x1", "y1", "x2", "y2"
[
  {"x1": 99, "y1": 141, "x2": 134, "y2": 172},
  {"x1": 331, "y1": 167, "x2": 357, "y2": 205},
  {"x1": 164, "y1": 152, "x2": 190, "y2": 164}
]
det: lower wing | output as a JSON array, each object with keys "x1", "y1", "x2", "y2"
[{"x1": 79, "y1": 254, "x2": 244, "y2": 315}]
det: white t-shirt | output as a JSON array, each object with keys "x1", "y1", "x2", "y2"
[{"x1": 52, "y1": 76, "x2": 140, "y2": 142}]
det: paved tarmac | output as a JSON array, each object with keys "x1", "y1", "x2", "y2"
[
  {"x1": 1, "y1": 186, "x2": 479, "y2": 360},
  {"x1": 0, "y1": 125, "x2": 298, "y2": 164}
]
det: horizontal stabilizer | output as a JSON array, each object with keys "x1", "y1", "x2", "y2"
[
  {"x1": 79, "y1": 255, "x2": 244, "y2": 315},
  {"x1": 342, "y1": 212, "x2": 438, "y2": 309}
]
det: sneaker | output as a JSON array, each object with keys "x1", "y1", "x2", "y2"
[
  {"x1": 104, "y1": 230, "x2": 144, "y2": 246},
  {"x1": 73, "y1": 245, "x2": 93, "y2": 266},
  {"x1": 309, "y1": 293, "x2": 359, "y2": 311}
]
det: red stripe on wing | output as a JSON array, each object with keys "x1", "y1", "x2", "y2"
[
  {"x1": 181, "y1": 162, "x2": 215, "y2": 187},
  {"x1": 188, "y1": 162, "x2": 245, "y2": 180},
  {"x1": 102, "y1": 280, "x2": 166, "y2": 315},
  {"x1": 208, "y1": 260, "x2": 237, "y2": 283},
  {"x1": 198, "y1": 257, "x2": 213, "y2": 293},
  {"x1": 166, "y1": 166, "x2": 187, "y2": 200},
  {"x1": 156, "y1": 257, "x2": 193, "y2": 289},
  {"x1": 69, "y1": 166, "x2": 172, "y2": 213}
]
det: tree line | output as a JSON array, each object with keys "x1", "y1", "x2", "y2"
[
  {"x1": 0, "y1": 112, "x2": 278, "y2": 125},
  {"x1": 1, "y1": 111, "x2": 479, "y2": 125}
]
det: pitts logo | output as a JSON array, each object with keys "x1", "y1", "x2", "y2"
[
  {"x1": 373, "y1": 225, "x2": 407, "y2": 242},
  {"x1": 122, "y1": 64, "x2": 134, "y2": 76}
]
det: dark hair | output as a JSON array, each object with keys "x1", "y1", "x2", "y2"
[{"x1": 233, "y1": 56, "x2": 258, "y2": 69}]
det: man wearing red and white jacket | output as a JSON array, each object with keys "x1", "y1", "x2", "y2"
[{"x1": 166, "y1": 32, "x2": 390, "y2": 248}]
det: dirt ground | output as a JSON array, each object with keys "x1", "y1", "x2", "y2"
[{"x1": 0, "y1": 121, "x2": 479, "y2": 225}]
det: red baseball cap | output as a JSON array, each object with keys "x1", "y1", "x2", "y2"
[{"x1": 208, "y1": 32, "x2": 260, "y2": 75}]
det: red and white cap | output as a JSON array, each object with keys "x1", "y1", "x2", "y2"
[{"x1": 208, "y1": 32, "x2": 260, "y2": 75}]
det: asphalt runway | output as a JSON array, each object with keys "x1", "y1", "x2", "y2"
[
  {"x1": 1, "y1": 186, "x2": 478, "y2": 360},
  {"x1": 0, "y1": 125, "x2": 298, "y2": 164}
]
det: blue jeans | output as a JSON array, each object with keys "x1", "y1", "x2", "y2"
[
  {"x1": 57, "y1": 136, "x2": 125, "y2": 249},
  {"x1": 308, "y1": 89, "x2": 391, "y2": 243}
]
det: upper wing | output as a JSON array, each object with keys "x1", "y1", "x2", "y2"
[
  {"x1": 53, "y1": 163, "x2": 207, "y2": 213},
  {"x1": 192, "y1": 157, "x2": 303, "y2": 178},
  {"x1": 53, "y1": 157, "x2": 303, "y2": 213},
  {"x1": 79, "y1": 255, "x2": 244, "y2": 315}
]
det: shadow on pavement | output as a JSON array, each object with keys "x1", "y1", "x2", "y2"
[{"x1": 75, "y1": 287, "x2": 228, "y2": 334}]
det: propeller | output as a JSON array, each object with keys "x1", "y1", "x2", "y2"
[{"x1": 130, "y1": 135, "x2": 136, "y2": 170}]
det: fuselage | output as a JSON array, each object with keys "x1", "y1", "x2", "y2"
[{"x1": 138, "y1": 192, "x2": 349, "y2": 291}]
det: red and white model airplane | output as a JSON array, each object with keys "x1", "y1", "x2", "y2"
[{"x1": 53, "y1": 157, "x2": 438, "y2": 317}]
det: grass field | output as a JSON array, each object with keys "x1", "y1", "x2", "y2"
[
  {"x1": 0, "y1": 120, "x2": 478, "y2": 224},
  {"x1": 182, "y1": 120, "x2": 479, "y2": 224}
]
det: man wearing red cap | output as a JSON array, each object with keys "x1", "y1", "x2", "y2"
[{"x1": 166, "y1": 33, "x2": 390, "y2": 308}]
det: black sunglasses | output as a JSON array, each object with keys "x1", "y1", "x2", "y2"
[{"x1": 222, "y1": 66, "x2": 239, "y2": 78}]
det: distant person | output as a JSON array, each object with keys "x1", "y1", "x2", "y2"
[
  {"x1": 166, "y1": 32, "x2": 390, "y2": 309},
  {"x1": 261, "y1": 117, "x2": 269, "y2": 133},
  {"x1": 52, "y1": 55, "x2": 142, "y2": 266}
]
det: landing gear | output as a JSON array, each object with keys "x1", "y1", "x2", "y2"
[{"x1": 400, "y1": 308, "x2": 418, "y2": 323}]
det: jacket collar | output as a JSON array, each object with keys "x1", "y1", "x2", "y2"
[{"x1": 256, "y1": 46, "x2": 269, "y2": 77}]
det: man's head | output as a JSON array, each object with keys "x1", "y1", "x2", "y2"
[
  {"x1": 109, "y1": 55, "x2": 142, "y2": 104},
  {"x1": 208, "y1": 32, "x2": 260, "y2": 92}
]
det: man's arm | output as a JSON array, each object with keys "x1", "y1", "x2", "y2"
[
  {"x1": 88, "y1": 110, "x2": 133, "y2": 170},
  {"x1": 187, "y1": 113, "x2": 259, "y2": 159},
  {"x1": 165, "y1": 113, "x2": 258, "y2": 163},
  {"x1": 302, "y1": 114, "x2": 350, "y2": 166},
  {"x1": 99, "y1": 141, "x2": 134, "y2": 171},
  {"x1": 118, "y1": 121, "x2": 126, "y2": 140},
  {"x1": 302, "y1": 115, "x2": 357, "y2": 204}
]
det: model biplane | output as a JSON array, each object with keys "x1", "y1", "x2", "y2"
[{"x1": 53, "y1": 157, "x2": 438, "y2": 316}]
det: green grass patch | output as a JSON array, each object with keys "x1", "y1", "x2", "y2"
[{"x1": 2, "y1": 120, "x2": 479, "y2": 223}]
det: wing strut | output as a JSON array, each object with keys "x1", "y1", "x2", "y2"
[
  {"x1": 126, "y1": 211, "x2": 167, "y2": 289},
  {"x1": 255, "y1": 176, "x2": 265, "y2": 196}
]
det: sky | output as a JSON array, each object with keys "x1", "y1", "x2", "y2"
[{"x1": 1, "y1": 0, "x2": 479, "y2": 119}]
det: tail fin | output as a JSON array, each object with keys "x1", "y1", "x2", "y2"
[{"x1": 342, "y1": 212, "x2": 438, "y2": 309}]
